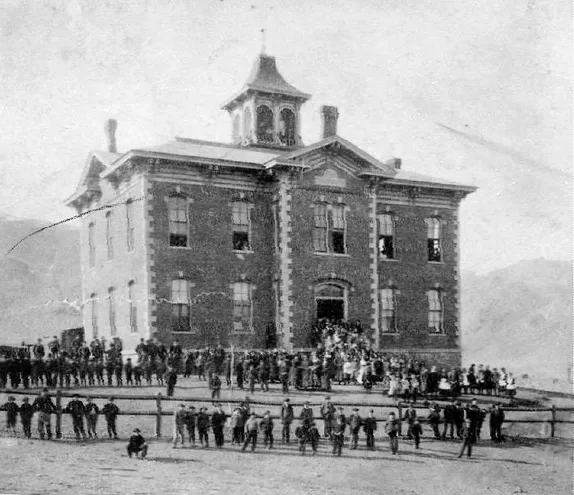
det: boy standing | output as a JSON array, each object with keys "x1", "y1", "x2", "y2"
[
  {"x1": 259, "y1": 410, "x2": 274, "y2": 449},
  {"x1": 65, "y1": 394, "x2": 88, "y2": 441},
  {"x1": 211, "y1": 403, "x2": 227, "y2": 448},
  {"x1": 331, "y1": 415, "x2": 346, "y2": 457},
  {"x1": 197, "y1": 407, "x2": 210, "y2": 448},
  {"x1": 124, "y1": 358, "x2": 133, "y2": 386},
  {"x1": 384, "y1": 412, "x2": 400, "y2": 455},
  {"x1": 85, "y1": 397, "x2": 99, "y2": 438},
  {"x1": 349, "y1": 408, "x2": 362, "y2": 450},
  {"x1": 210, "y1": 375, "x2": 222, "y2": 400},
  {"x1": 280, "y1": 398, "x2": 294, "y2": 444},
  {"x1": 102, "y1": 397, "x2": 119, "y2": 439},
  {"x1": 412, "y1": 419, "x2": 423, "y2": 449},
  {"x1": 457, "y1": 419, "x2": 476, "y2": 458},
  {"x1": 363, "y1": 409, "x2": 377, "y2": 450},
  {"x1": 32, "y1": 388, "x2": 57, "y2": 440},
  {"x1": 242, "y1": 412, "x2": 258, "y2": 452},
  {"x1": 185, "y1": 405, "x2": 197, "y2": 446},
  {"x1": 172, "y1": 403, "x2": 187, "y2": 448},
  {"x1": 19, "y1": 397, "x2": 34, "y2": 438},
  {"x1": 1, "y1": 396, "x2": 19, "y2": 432}
]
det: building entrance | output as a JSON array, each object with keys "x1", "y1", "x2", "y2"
[{"x1": 316, "y1": 299, "x2": 345, "y2": 321}]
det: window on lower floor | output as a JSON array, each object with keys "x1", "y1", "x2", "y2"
[
  {"x1": 108, "y1": 287, "x2": 116, "y2": 336},
  {"x1": 233, "y1": 282, "x2": 253, "y2": 332},
  {"x1": 428, "y1": 289, "x2": 444, "y2": 333},
  {"x1": 90, "y1": 293, "x2": 98, "y2": 339},
  {"x1": 380, "y1": 288, "x2": 397, "y2": 333},
  {"x1": 128, "y1": 281, "x2": 137, "y2": 333},
  {"x1": 171, "y1": 279, "x2": 191, "y2": 332}
]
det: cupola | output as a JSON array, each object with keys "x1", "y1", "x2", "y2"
[{"x1": 222, "y1": 53, "x2": 311, "y2": 149}]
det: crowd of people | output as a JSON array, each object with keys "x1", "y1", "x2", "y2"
[
  {"x1": 0, "y1": 330, "x2": 517, "y2": 404},
  {"x1": 0, "y1": 390, "x2": 506, "y2": 459}
]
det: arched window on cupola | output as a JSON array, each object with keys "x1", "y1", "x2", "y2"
[
  {"x1": 232, "y1": 114, "x2": 241, "y2": 144},
  {"x1": 278, "y1": 108, "x2": 296, "y2": 146},
  {"x1": 256, "y1": 105, "x2": 274, "y2": 144},
  {"x1": 243, "y1": 107, "x2": 252, "y2": 140}
]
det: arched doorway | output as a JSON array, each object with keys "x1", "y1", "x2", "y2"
[{"x1": 315, "y1": 283, "x2": 346, "y2": 322}]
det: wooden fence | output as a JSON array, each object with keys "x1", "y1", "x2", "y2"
[{"x1": 1, "y1": 388, "x2": 571, "y2": 439}]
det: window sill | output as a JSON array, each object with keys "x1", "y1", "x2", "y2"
[
  {"x1": 380, "y1": 332, "x2": 400, "y2": 336},
  {"x1": 313, "y1": 252, "x2": 351, "y2": 257},
  {"x1": 233, "y1": 250, "x2": 254, "y2": 254},
  {"x1": 427, "y1": 261, "x2": 445, "y2": 265},
  {"x1": 169, "y1": 246, "x2": 192, "y2": 250},
  {"x1": 429, "y1": 332, "x2": 447, "y2": 336},
  {"x1": 379, "y1": 258, "x2": 400, "y2": 262},
  {"x1": 172, "y1": 331, "x2": 196, "y2": 334}
]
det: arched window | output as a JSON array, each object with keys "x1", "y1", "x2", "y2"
[
  {"x1": 105, "y1": 212, "x2": 113, "y2": 260},
  {"x1": 243, "y1": 107, "x2": 252, "y2": 139},
  {"x1": 126, "y1": 199, "x2": 135, "y2": 252},
  {"x1": 279, "y1": 108, "x2": 296, "y2": 145},
  {"x1": 315, "y1": 283, "x2": 346, "y2": 322},
  {"x1": 168, "y1": 195, "x2": 189, "y2": 247},
  {"x1": 379, "y1": 213, "x2": 395, "y2": 259},
  {"x1": 426, "y1": 217, "x2": 442, "y2": 262},
  {"x1": 128, "y1": 281, "x2": 137, "y2": 334},
  {"x1": 90, "y1": 293, "x2": 98, "y2": 339},
  {"x1": 88, "y1": 222, "x2": 96, "y2": 267},
  {"x1": 233, "y1": 282, "x2": 253, "y2": 332},
  {"x1": 108, "y1": 287, "x2": 117, "y2": 336},
  {"x1": 428, "y1": 289, "x2": 444, "y2": 333},
  {"x1": 380, "y1": 288, "x2": 397, "y2": 333},
  {"x1": 232, "y1": 114, "x2": 241, "y2": 143},
  {"x1": 171, "y1": 279, "x2": 191, "y2": 332},
  {"x1": 256, "y1": 105, "x2": 274, "y2": 144},
  {"x1": 232, "y1": 200, "x2": 252, "y2": 251}
]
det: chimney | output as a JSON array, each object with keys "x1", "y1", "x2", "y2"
[
  {"x1": 385, "y1": 157, "x2": 402, "y2": 170},
  {"x1": 321, "y1": 105, "x2": 339, "y2": 139},
  {"x1": 104, "y1": 119, "x2": 118, "y2": 153}
]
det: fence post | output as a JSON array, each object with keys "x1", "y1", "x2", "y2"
[
  {"x1": 550, "y1": 405, "x2": 556, "y2": 438},
  {"x1": 155, "y1": 393, "x2": 162, "y2": 438},
  {"x1": 55, "y1": 389, "x2": 62, "y2": 439},
  {"x1": 397, "y1": 402, "x2": 403, "y2": 436}
]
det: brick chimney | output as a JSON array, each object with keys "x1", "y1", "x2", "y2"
[
  {"x1": 321, "y1": 105, "x2": 339, "y2": 139},
  {"x1": 104, "y1": 119, "x2": 118, "y2": 153}
]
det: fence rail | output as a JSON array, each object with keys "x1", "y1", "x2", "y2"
[{"x1": 1, "y1": 388, "x2": 572, "y2": 439}]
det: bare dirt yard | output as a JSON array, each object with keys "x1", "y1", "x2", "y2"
[{"x1": 1, "y1": 380, "x2": 572, "y2": 494}]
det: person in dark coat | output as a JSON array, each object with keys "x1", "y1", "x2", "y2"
[
  {"x1": 19, "y1": 397, "x2": 34, "y2": 438},
  {"x1": 331, "y1": 415, "x2": 346, "y2": 456},
  {"x1": 1, "y1": 396, "x2": 19, "y2": 431},
  {"x1": 320, "y1": 396, "x2": 336, "y2": 439},
  {"x1": 489, "y1": 403, "x2": 505, "y2": 442},
  {"x1": 260, "y1": 410, "x2": 274, "y2": 449},
  {"x1": 185, "y1": 405, "x2": 197, "y2": 446},
  {"x1": 442, "y1": 400, "x2": 457, "y2": 440},
  {"x1": 411, "y1": 419, "x2": 423, "y2": 449},
  {"x1": 210, "y1": 374, "x2": 222, "y2": 400},
  {"x1": 457, "y1": 419, "x2": 476, "y2": 458},
  {"x1": 127, "y1": 428, "x2": 148, "y2": 458},
  {"x1": 299, "y1": 401, "x2": 314, "y2": 427},
  {"x1": 349, "y1": 408, "x2": 362, "y2": 449},
  {"x1": 165, "y1": 367, "x2": 177, "y2": 397},
  {"x1": 197, "y1": 407, "x2": 210, "y2": 447},
  {"x1": 281, "y1": 398, "x2": 294, "y2": 444},
  {"x1": 363, "y1": 409, "x2": 377, "y2": 450},
  {"x1": 384, "y1": 412, "x2": 400, "y2": 455},
  {"x1": 65, "y1": 394, "x2": 88, "y2": 441},
  {"x1": 403, "y1": 402, "x2": 417, "y2": 439},
  {"x1": 102, "y1": 397, "x2": 119, "y2": 439},
  {"x1": 242, "y1": 413, "x2": 258, "y2": 452},
  {"x1": 427, "y1": 404, "x2": 441, "y2": 440},
  {"x1": 85, "y1": 397, "x2": 99, "y2": 438},
  {"x1": 32, "y1": 388, "x2": 57, "y2": 440},
  {"x1": 211, "y1": 403, "x2": 227, "y2": 448}
]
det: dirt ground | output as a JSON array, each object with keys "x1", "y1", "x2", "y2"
[{"x1": 1, "y1": 380, "x2": 572, "y2": 494}]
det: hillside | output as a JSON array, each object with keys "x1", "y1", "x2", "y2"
[
  {"x1": 0, "y1": 216, "x2": 82, "y2": 344},
  {"x1": 461, "y1": 259, "x2": 573, "y2": 393}
]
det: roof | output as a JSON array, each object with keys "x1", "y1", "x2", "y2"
[
  {"x1": 222, "y1": 54, "x2": 311, "y2": 110},
  {"x1": 384, "y1": 169, "x2": 477, "y2": 192}
]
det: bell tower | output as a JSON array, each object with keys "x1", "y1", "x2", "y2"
[{"x1": 222, "y1": 53, "x2": 311, "y2": 149}]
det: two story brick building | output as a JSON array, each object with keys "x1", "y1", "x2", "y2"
[{"x1": 66, "y1": 53, "x2": 476, "y2": 366}]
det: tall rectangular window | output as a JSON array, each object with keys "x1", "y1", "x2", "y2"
[
  {"x1": 106, "y1": 212, "x2": 113, "y2": 260},
  {"x1": 126, "y1": 200, "x2": 135, "y2": 252},
  {"x1": 313, "y1": 203, "x2": 328, "y2": 252},
  {"x1": 331, "y1": 205, "x2": 346, "y2": 254},
  {"x1": 88, "y1": 223, "x2": 96, "y2": 267},
  {"x1": 171, "y1": 279, "x2": 191, "y2": 332},
  {"x1": 232, "y1": 201, "x2": 251, "y2": 251},
  {"x1": 128, "y1": 281, "x2": 137, "y2": 333},
  {"x1": 380, "y1": 288, "x2": 397, "y2": 333},
  {"x1": 168, "y1": 196, "x2": 189, "y2": 247},
  {"x1": 379, "y1": 213, "x2": 395, "y2": 259},
  {"x1": 428, "y1": 289, "x2": 444, "y2": 333},
  {"x1": 90, "y1": 293, "x2": 98, "y2": 339},
  {"x1": 108, "y1": 288, "x2": 117, "y2": 336},
  {"x1": 427, "y1": 217, "x2": 442, "y2": 262},
  {"x1": 233, "y1": 282, "x2": 252, "y2": 332}
]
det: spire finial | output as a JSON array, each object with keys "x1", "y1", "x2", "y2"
[{"x1": 260, "y1": 28, "x2": 266, "y2": 54}]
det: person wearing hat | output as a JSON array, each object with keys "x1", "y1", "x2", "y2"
[
  {"x1": 427, "y1": 404, "x2": 441, "y2": 440},
  {"x1": 197, "y1": 407, "x2": 210, "y2": 447},
  {"x1": 280, "y1": 398, "x2": 294, "y2": 444},
  {"x1": 211, "y1": 402, "x2": 227, "y2": 448},
  {"x1": 185, "y1": 405, "x2": 197, "y2": 446},
  {"x1": 172, "y1": 403, "x2": 187, "y2": 448},
  {"x1": 127, "y1": 428, "x2": 148, "y2": 459},
  {"x1": 32, "y1": 388, "x2": 57, "y2": 440},
  {"x1": 1, "y1": 396, "x2": 19, "y2": 432},
  {"x1": 456, "y1": 418, "x2": 475, "y2": 459},
  {"x1": 349, "y1": 408, "x2": 362, "y2": 449},
  {"x1": 19, "y1": 397, "x2": 34, "y2": 438},
  {"x1": 454, "y1": 400, "x2": 465, "y2": 439},
  {"x1": 102, "y1": 397, "x2": 120, "y2": 439},
  {"x1": 384, "y1": 412, "x2": 400, "y2": 455},
  {"x1": 85, "y1": 397, "x2": 99, "y2": 439},
  {"x1": 65, "y1": 394, "x2": 88, "y2": 441},
  {"x1": 320, "y1": 396, "x2": 336, "y2": 439},
  {"x1": 299, "y1": 401, "x2": 314, "y2": 428},
  {"x1": 362, "y1": 409, "x2": 377, "y2": 450},
  {"x1": 403, "y1": 402, "x2": 417, "y2": 440},
  {"x1": 259, "y1": 410, "x2": 274, "y2": 449},
  {"x1": 331, "y1": 414, "x2": 346, "y2": 456},
  {"x1": 242, "y1": 412, "x2": 259, "y2": 452},
  {"x1": 489, "y1": 403, "x2": 505, "y2": 443}
]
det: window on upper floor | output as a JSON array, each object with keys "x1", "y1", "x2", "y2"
[
  {"x1": 427, "y1": 217, "x2": 442, "y2": 262},
  {"x1": 232, "y1": 200, "x2": 252, "y2": 251},
  {"x1": 331, "y1": 204, "x2": 347, "y2": 254},
  {"x1": 428, "y1": 289, "x2": 444, "y2": 334},
  {"x1": 126, "y1": 199, "x2": 135, "y2": 252},
  {"x1": 128, "y1": 281, "x2": 138, "y2": 334},
  {"x1": 380, "y1": 288, "x2": 398, "y2": 333},
  {"x1": 90, "y1": 293, "x2": 98, "y2": 339},
  {"x1": 313, "y1": 203, "x2": 328, "y2": 252},
  {"x1": 108, "y1": 287, "x2": 117, "y2": 336},
  {"x1": 168, "y1": 195, "x2": 189, "y2": 247},
  {"x1": 88, "y1": 223, "x2": 96, "y2": 267},
  {"x1": 105, "y1": 212, "x2": 113, "y2": 260},
  {"x1": 278, "y1": 108, "x2": 296, "y2": 146},
  {"x1": 171, "y1": 279, "x2": 191, "y2": 332},
  {"x1": 256, "y1": 105, "x2": 274, "y2": 144},
  {"x1": 378, "y1": 213, "x2": 395, "y2": 260},
  {"x1": 233, "y1": 282, "x2": 253, "y2": 333}
]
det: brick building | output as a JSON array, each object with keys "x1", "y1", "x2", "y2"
[{"x1": 66, "y1": 53, "x2": 476, "y2": 365}]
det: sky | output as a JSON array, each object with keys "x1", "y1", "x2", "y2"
[{"x1": 0, "y1": 0, "x2": 571, "y2": 273}]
